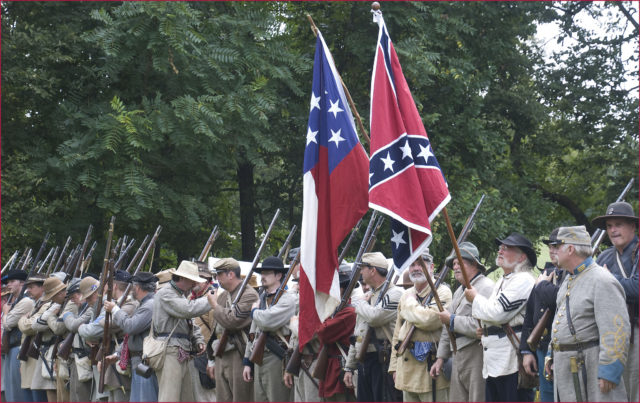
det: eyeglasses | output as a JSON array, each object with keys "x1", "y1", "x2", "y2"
[{"x1": 498, "y1": 244, "x2": 516, "y2": 251}]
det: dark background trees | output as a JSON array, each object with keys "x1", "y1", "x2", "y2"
[{"x1": 2, "y1": 2, "x2": 637, "y2": 274}]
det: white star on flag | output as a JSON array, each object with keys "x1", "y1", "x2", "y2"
[
  {"x1": 400, "y1": 140, "x2": 412, "y2": 160},
  {"x1": 310, "y1": 92, "x2": 321, "y2": 112},
  {"x1": 417, "y1": 144, "x2": 434, "y2": 162},
  {"x1": 390, "y1": 229, "x2": 407, "y2": 249},
  {"x1": 328, "y1": 129, "x2": 345, "y2": 148},
  {"x1": 381, "y1": 152, "x2": 395, "y2": 172},
  {"x1": 306, "y1": 127, "x2": 318, "y2": 145},
  {"x1": 328, "y1": 99, "x2": 344, "y2": 118}
]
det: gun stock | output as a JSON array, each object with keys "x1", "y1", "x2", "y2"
[
  {"x1": 215, "y1": 209, "x2": 281, "y2": 357},
  {"x1": 285, "y1": 344, "x2": 302, "y2": 375},
  {"x1": 527, "y1": 308, "x2": 552, "y2": 351},
  {"x1": 311, "y1": 346, "x2": 329, "y2": 379}
]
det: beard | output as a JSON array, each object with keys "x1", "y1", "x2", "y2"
[
  {"x1": 496, "y1": 254, "x2": 517, "y2": 271},
  {"x1": 409, "y1": 271, "x2": 427, "y2": 284}
]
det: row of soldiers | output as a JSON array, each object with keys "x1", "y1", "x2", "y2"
[{"x1": 1, "y1": 200, "x2": 637, "y2": 403}]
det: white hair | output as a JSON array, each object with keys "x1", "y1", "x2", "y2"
[{"x1": 559, "y1": 243, "x2": 592, "y2": 258}]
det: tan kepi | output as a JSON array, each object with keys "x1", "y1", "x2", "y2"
[
  {"x1": 174, "y1": 260, "x2": 206, "y2": 283},
  {"x1": 555, "y1": 225, "x2": 591, "y2": 246},
  {"x1": 79, "y1": 277, "x2": 99, "y2": 299},
  {"x1": 362, "y1": 252, "x2": 389, "y2": 271},
  {"x1": 41, "y1": 277, "x2": 66, "y2": 302},
  {"x1": 213, "y1": 257, "x2": 240, "y2": 273}
]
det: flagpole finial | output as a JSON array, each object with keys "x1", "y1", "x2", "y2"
[
  {"x1": 371, "y1": 2, "x2": 380, "y2": 11},
  {"x1": 371, "y1": 2, "x2": 382, "y2": 23}
]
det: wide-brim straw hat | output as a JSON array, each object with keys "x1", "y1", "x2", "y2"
[
  {"x1": 42, "y1": 277, "x2": 66, "y2": 302},
  {"x1": 174, "y1": 261, "x2": 206, "y2": 283}
]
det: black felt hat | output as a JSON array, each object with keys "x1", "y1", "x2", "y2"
[
  {"x1": 591, "y1": 202, "x2": 638, "y2": 230},
  {"x1": 495, "y1": 233, "x2": 537, "y2": 267},
  {"x1": 255, "y1": 256, "x2": 286, "y2": 273}
]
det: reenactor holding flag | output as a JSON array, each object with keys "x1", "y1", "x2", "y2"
[
  {"x1": 390, "y1": 251, "x2": 452, "y2": 402},
  {"x1": 432, "y1": 242, "x2": 494, "y2": 402},
  {"x1": 243, "y1": 256, "x2": 296, "y2": 402},
  {"x1": 210, "y1": 257, "x2": 259, "y2": 402}
]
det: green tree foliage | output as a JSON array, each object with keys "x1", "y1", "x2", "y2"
[{"x1": 2, "y1": 2, "x2": 637, "y2": 275}]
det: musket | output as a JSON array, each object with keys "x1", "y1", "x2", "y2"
[
  {"x1": 338, "y1": 218, "x2": 363, "y2": 266},
  {"x1": 46, "y1": 246, "x2": 60, "y2": 275},
  {"x1": 120, "y1": 227, "x2": 161, "y2": 306},
  {"x1": 277, "y1": 225, "x2": 298, "y2": 262},
  {"x1": 37, "y1": 247, "x2": 55, "y2": 274},
  {"x1": 2, "y1": 251, "x2": 19, "y2": 275},
  {"x1": 396, "y1": 194, "x2": 485, "y2": 356},
  {"x1": 48, "y1": 256, "x2": 78, "y2": 359},
  {"x1": 89, "y1": 216, "x2": 115, "y2": 363},
  {"x1": 123, "y1": 235, "x2": 150, "y2": 274},
  {"x1": 215, "y1": 209, "x2": 281, "y2": 357},
  {"x1": 53, "y1": 236, "x2": 72, "y2": 272},
  {"x1": 98, "y1": 258, "x2": 115, "y2": 393},
  {"x1": 75, "y1": 225, "x2": 94, "y2": 275},
  {"x1": 13, "y1": 248, "x2": 29, "y2": 272},
  {"x1": 114, "y1": 238, "x2": 136, "y2": 271},
  {"x1": 198, "y1": 225, "x2": 220, "y2": 261},
  {"x1": 312, "y1": 211, "x2": 379, "y2": 380},
  {"x1": 112, "y1": 237, "x2": 124, "y2": 264},
  {"x1": 250, "y1": 244, "x2": 299, "y2": 365},
  {"x1": 592, "y1": 178, "x2": 634, "y2": 255},
  {"x1": 79, "y1": 241, "x2": 98, "y2": 276}
]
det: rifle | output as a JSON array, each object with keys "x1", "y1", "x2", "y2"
[
  {"x1": 114, "y1": 238, "x2": 136, "y2": 271},
  {"x1": 120, "y1": 227, "x2": 161, "y2": 305},
  {"x1": 592, "y1": 178, "x2": 634, "y2": 255},
  {"x1": 53, "y1": 236, "x2": 72, "y2": 272},
  {"x1": 312, "y1": 211, "x2": 379, "y2": 380},
  {"x1": 46, "y1": 246, "x2": 60, "y2": 275},
  {"x1": 49, "y1": 258, "x2": 79, "y2": 360},
  {"x1": 75, "y1": 225, "x2": 94, "y2": 275},
  {"x1": 215, "y1": 209, "x2": 281, "y2": 357},
  {"x1": 250, "y1": 237, "x2": 299, "y2": 365},
  {"x1": 12, "y1": 248, "x2": 29, "y2": 273},
  {"x1": 89, "y1": 216, "x2": 115, "y2": 363},
  {"x1": 2, "y1": 251, "x2": 19, "y2": 275},
  {"x1": 527, "y1": 307, "x2": 552, "y2": 351},
  {"x1": 285, "y1": 218, "x2": 365, "y2": 376},
  {"x1": 15, "y1": 233, "x2": 51, "y2": 360},
  {"x1": 277, "y1": 225, "x2": 298, "y2": 262},
  {"x1": 37, "y1": 247, "x2": 56, "y2": 274},
  {"x1": 98, "y1": 258, "x2": 115, "y2": 393},
  {"x1": 79, "y1": 241, "x2": 98, "y2": 276},
  {"x1": 123, "y1": 235, "x2": 150, "y2": 274},
  {"x1": 396, "y1": 194, "x2": 485, "y2": 356},
  {"x1": 199, "y1": 225, "x2": 220, "y2": 261}
]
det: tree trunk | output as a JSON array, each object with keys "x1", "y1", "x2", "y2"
[{"x1": 237, "y1": 160, "x2": 256, "y2": 261}]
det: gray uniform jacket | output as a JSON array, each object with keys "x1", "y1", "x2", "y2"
[
  {"x1": 244, "y1": 290, "x2": 296, "y2": 358},
  {"x1": 151, "y1": 281, "x2": 209, "y2": 350},
  {"x1": 551, "y1": 259, "x2": 630, "y2": 401},
  {"x1": 78, "y1": 296, "x2": 138, "y2": 342},
  {"x1": 2, "y1": 297, "x2": 34, "y2": 331},
  {"x1": 437, "y1": 274, "x2": 495, "y2": 358},
  {"x1": 111, "y1": 292, "x2": 154, "y2": 353},
  {"x1": 47, "y1": 300, "x2": 79, "y2": 336}
]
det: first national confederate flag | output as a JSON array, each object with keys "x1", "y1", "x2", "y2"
[
  {"x1": 368, "y1": 10, "x2": 450, "y2": 273},
  {"x1": 298, "y1": 31, "x2": 369, "y2": 348}
]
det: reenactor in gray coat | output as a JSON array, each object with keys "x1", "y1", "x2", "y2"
[
  {"x1": 432, "y1": 242, "x2": 495, "y2": 402},
  {"x1": 63, "y1": 276, "x2": 99, "y2": 402},
  {"x1": 343, "y1": 251, "x2": 403, "y2": 402},
  {"x1": 150, "y1": 260, "x2": 216, "y2": 402},
  {"x1": 210, "y1": 257, "x2": 259, "y2": 402},
  {"x1": 1, "y1": 270, "x2": 31, "y2": 402},
  {"x1": 104, "y1": 271, "x2": 159, "y2": 402},
  {"x1": 546, "y1": 226, "x2": 630, "y2": 402},
  {"x1": 592, "y1": 201, "x2": 639, "y2": 402},
  {"x1": 243, "y1": 256, "x2": 297, "y2": 402},
  {"x1": 17, "y1": 274, "x2": 48, "y2": 402}
]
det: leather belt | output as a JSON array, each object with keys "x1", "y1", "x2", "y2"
[
  {"x1": 485, "y1": 325, "x2": 522, "y2": 338},
  {"x1": 552, "y1": 340, "x2": 598, "y2": 352},
  {"x1": 155, "y1": 331, "x2": 190, "y2": 340}
]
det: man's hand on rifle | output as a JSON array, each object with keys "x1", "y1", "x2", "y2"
[
  {"x1": 242, "y1": 365, "x2": 253, "y2": 382},
  {"x1": 536, "y1": 270, "x2": 553, "y2": 285},
  {"x1": 343, "y1": 370, "x2": 354, "y2": 388},
  {"x1": 207, "y1": 289, "x2": 218, "y2": 308},
  {"x1": 197, "y1": 343, "x2": 206, "y2": 356},
  {"x1": 97, "y1": 353, "x2": 119, "y2": 372},
  {"x1": 475, "y1": 327, "x2": 483, "y2": 339},
  {"x1": 438, "y1": 309, "x2": 451, "y2": 325},
  {"x1": 464, "y1": 286, "x2": 477, "y2": 302},
  {"x1": 283, "y1": 371, "x2": 294, "y2": 388},
  {"x1": 103, "y1": 300, "x2": 116, "y2": 313},
  {"x1": 522, "y1": 353, "x2": 538, "y2": 376},
  {"x1": 206, "y1": 363, "x2": 215, "y2": 380},
  {"x1": 429, "y1": 357, "x2": 444, "y2": 378},
  {"x1": 599, "y1": 379, "x2": 615, "y2": 394}
]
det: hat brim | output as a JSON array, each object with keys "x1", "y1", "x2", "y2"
[
  {"x1": 25, "y1": 279, "x2": 45, "y2": 286},
  {"x1": 495, "y1": 238, "x2": 537, "y2": 267},
  {"x1": 174, "y1": 271, "x2": 206, "y2": 283},
  {"x1": 591, "y1": 214, "x2": 638, "y2": 230},
  {"x1": 445, "y1": 250, "x2": 486, "y2": 273},
  {"x1": 42, "y1": 283, "x2": 67, "y2": 302},
  {"x1": 254, "y1": 267, "x2": 287, "y2": 274}
]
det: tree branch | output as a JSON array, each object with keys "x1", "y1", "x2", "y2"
[
  {"x1": 615, "y1": 2, "x2": 640, "y2": 32},
  {"x1": 529, "y1": 184, "x2": 593, "y2": 232}
]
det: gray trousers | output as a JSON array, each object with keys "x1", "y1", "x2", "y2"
[
  {"x1": 254, "y1": 350, "x2": 293, "y2": 402},
  {"x1": 294, "y1": 357, "x2": 320, "y2": 402},
  {"x1": 450, "y1": 342, "x2": 485, "y2": 402},
  {"x1": 68, "y1": 358, "x2": 92, "y2": 402},
  {"x1": 129, "y1": 356, "x2": 158, "y2": 402},
  {"x1": 190, "y1": 362, "x2": 216, "y2": 402},
  {"x1": 216, "y1": 348, "x2": 251, "y2": 402},
  {"x1": 3, "y1": 346, "x2": 32, "y2": 402},
  {"x1": 623, "y1": 325, "x2": 639, "y2": 403},
  {"x1": 402, "y1": 388, "x2": 449, "y2": 402}
]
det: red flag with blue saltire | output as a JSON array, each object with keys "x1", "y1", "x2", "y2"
[
  {"x1": 298, "y1": 31, "x2": 369, "y2": 349},
  {"x1": 368, "y1": 10, "x2": 450, "y2": 274}
]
